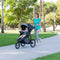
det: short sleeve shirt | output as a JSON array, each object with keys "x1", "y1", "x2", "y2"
[{"x1": 33, "y1": 18, "x2": 41, "y2": 30}]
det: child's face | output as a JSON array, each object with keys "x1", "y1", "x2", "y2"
[{"x1": 25, "y1": 28, "x2": 28, "y2": 31}]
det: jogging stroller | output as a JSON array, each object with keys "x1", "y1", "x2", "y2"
[{"x1": 15, "y1": 23, "x2": 36, "y2": 49}]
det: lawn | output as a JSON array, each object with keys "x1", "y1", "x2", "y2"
[
  {"x1": 0, "y1": 31, "x2": 57, "y2": 47},
  {"x1": 33, "y1": 52, "x2": 60, "y2": 60}
]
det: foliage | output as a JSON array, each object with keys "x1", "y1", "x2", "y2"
[
  {"x1": 55, "y1": 0, "x2": 60, "y2": 25},
  {"x1": 1, "y1": 0, "x2": 60, "y2": 28},
  {"x1": 44, "y1": 2, "x2": 57, "y2": 14},
  {"x1": 45, "y1": 12, "x2": 54, "y2": 25},
  {"x1": 3, "y1": 0, "x2": 37, "y2": 28},
  {"x1": 4, "y1": 12, "x2": 18, "y2": 28},
  {"x1": 35, "y1": 2, "x2": 57, "y2": 15},
  {"x1": 29, "y1": 2, "x2": 57, "y2": 24}
]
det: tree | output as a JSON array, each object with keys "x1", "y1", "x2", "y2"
[
  {"x1": 56, "y1": 0, "x2": 60, "y2": 25},
  {"x1": 35, "y1": 2, "x2": 57, "y2": 15},
  {"x1": 0, "y1": 10, "x2": 1, "y2": 24},
  {"x1": 34, "y1": 2, "x2": 57, "y2": 31},
  {"x1": 1, "y1": 0, "x2": 4, "y2": 33},
  {"x1": 4, "y1": 0, "x2": 37, "y2": 28},
  {"x1": 33, "y1": 5, "x2": 35, "y2": 18},
  {"x1": 45, "y1": 12, "x2": 55, "y2": 31},
  {"x1": 42, "y1": 0, "x2": 46, "y2": 32},
  {"x1": 4, "y1": 12, "x2": 18, "y2": 28},
  {"x1": 44, "y1": 2, "x2": 57, "y2": 15},
  {"x1": 40, "y1": 0, "x2": 42, "y2": 19}
]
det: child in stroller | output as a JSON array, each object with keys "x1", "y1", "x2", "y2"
[
  {"x1": 15, "y1": 23, "x2": 36, "y2": 49},
  {"x1": 17, "y1": 28, "x2": 28, "y2": 40}
]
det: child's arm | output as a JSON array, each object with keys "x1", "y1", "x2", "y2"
[
  {"x1": 18, "y1": 32, "x2": 26, "y2": 39},
  {"x1": 22, "y1": 35, "x2": 26, "y2": 38},
  {"x1": 22, "y1": 32, "x2": 27, "y2": 38},
  {"x1": 18, "y1": 35, "x2": 23, "y2": 39}
]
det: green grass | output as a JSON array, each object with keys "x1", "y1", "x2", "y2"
[
  {"x1": 0, "y1": 31, "x2": 57, "y2": 47},
  {"x1": 32, "y1": 31, "x2": 57, "y2": 39},
  {"x1": 0, "y1": 33, "x2": 19, "y2": 47},
  {"x1": 33, "y1": 52, "x2": 60, "y2": 60}
]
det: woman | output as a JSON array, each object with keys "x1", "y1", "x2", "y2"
[{"x1": 33, "y1": 13, "x2": 41, "y2": 43}]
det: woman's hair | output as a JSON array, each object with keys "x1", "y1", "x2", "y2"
[{"x1": 35, "y1": 13, "x2": 39, "y2": 18}]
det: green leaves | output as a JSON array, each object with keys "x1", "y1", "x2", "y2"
[
  {"x1": 45, "y1": 12, "x2": 54, "y2": 25},
  {"x1": 44, "y1": 2, "x2": 57, "y2": 14},
  {"x1": 3, "y1": 0, "x2": 37, "y2": 28},
  {"x1": 7, "y1": 15, "x2": 16, "y2": 21},
  {"x1": 55, "y1": 0, "x2": 60, "y2": 25},
  {"x1": 35, "y1": 2, "x2": 57, "y2": 15}
]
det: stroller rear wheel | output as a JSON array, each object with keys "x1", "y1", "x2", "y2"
[
  {"x1": 21, "y1": 43, "x2": 25, "y2": 47},
  {"x1": 15, "y1": 42, "x2": 20, "y2": 49},
  {"x1": 30, "y1": 39, "x2": 36, "y2": 48}
]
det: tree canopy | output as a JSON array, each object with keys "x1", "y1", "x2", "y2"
[
  {"x1": 55, "y1": 0, "x2": 60, "y2": 25},
  {"x1": 3, "y1": 0, "x2": 37, "y2": 28},
  {"x1": 0, "y1": 0, "x2": 60, "y2": 29},
  {"x1": 45, "y1": 12, "x2": 54, "y2": 25}
]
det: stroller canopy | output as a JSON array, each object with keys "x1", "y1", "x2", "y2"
[{"x1": 21, "y1": 23, "x2": 34, "y2": 32}]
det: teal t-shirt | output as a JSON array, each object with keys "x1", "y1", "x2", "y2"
[{"x1": 33, "y1": 18, "x2": 41, "y2": 30}]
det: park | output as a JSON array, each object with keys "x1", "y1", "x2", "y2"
[{"x1": 0, "y1": 0, "x2": 60, "y2": 60}]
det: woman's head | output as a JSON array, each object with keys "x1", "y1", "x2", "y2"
[{"x1": 34, "y1": 13, "x2": 39, "y2": 18}]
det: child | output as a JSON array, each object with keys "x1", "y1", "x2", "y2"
[{"x1": 18, "y1": 28, "x2": 28, "y2": 39}]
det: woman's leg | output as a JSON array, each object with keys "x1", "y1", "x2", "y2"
[{"x1": 34, "y1": 29, "x2": 40, "y2": 43}]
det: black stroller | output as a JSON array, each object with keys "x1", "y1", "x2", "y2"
[{"x1": 15, "y1": 23, "x2": 36, "y2": 49}]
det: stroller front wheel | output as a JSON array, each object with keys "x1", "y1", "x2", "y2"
[
  {"x1": 30, "y1": 39, "x2": 36, "y2": 48},
  {"x1": 15, "y1": 42, "x2": 20, "y2": 49},
  {"x1": 21, "y1": 43, "x2": 25, "y2": 47}
]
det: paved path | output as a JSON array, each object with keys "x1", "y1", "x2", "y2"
[{"x1": 0, "y1": 34, "x2": 60, "y2": 60}]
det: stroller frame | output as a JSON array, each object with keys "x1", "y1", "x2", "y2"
[{"x1": 15, "y1": 23, "x2": 36, "y2": 49}]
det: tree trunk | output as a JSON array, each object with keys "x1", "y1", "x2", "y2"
[
  {"x1": 40, "y1": 0, "x2": 42, "y2": 19},
  {"x1": 1, "y1": 0, "x2": 4, "y2": 33},
  {"x1": 18, "y1": 18, "x2": 21, "y2": 29},
  {"x1": 33, "y1": 5, "x2": 35, "y2": 18},
  {"x1": 19, "y1": 9, "x2": 22, "y2": 29},
  {"x1": 42, "y1": 0, "x2": 46, "y2": 32},
  {"x1": 53, "y1": 24, "x2": 55, "y2": 31}
]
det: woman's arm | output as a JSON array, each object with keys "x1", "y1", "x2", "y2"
[
  {"x1": 39, "y1": 21, "x2": 41, "y2": 26},
  {"x1": 37, "y1": 21, "x2": 41, "y2": 26}
]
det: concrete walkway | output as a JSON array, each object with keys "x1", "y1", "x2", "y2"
[{"x1": 0, "y1": 34, "x2": 60, "y2": 60}]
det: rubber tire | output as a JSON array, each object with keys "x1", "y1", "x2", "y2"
[
  {"x1": 30, "y1": 39, "x2": 36, "y2": 48},
  {"x1": 15, "y1": 42, "x2": 20, "y2": 49},
  {"x1": 21, "y1": 43, "x2": 25, "y2": 47}
]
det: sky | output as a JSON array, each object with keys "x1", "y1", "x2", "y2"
[{"x1": 37, "y1": 0, "x2": 57, "y2": 3}]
